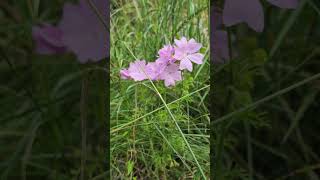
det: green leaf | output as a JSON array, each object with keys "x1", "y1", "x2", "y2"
[{"x1": 126, "y1": 160, "x2": 134, "y2": 176}]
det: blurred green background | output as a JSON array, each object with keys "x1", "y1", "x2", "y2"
[
  {"x1": 213, "y1": 0, "x2": 320, "y2": 179},
  {"x1": 0, "y1": 1, "x2": 107, "y2": 179}
]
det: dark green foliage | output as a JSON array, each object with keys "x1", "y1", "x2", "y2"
[{"x1": 213, "y1": 1, "x2": 320, "y2": 179}]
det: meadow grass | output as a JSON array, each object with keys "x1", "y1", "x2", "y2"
[{"x1": 110, "y1": 0, "x2": 209, "y2": 179}]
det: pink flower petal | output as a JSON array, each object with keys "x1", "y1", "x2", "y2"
[
  {"x1": 188, "y1": 53, "x2": 204, "y2": 64},
  {"x1": 179, "y1": 58, "x2": 193, "y2": 72},
  {"x1": 157, "y1": 45, "x2": 175, "y2": 63},
  {"x1": 128, "y1": 60, "x2": 148, "y2": 81},
  {"x1": 164, "y1": 78, "x2": 175, "y2": 87},
  {"x1": 174, "y1": 37, "x2": 188, "y2": 48},
  {"x1": 146, "y1": 62, "x2": 166, "y2": 80},
  {"x1": 173, "y1": 48, "x2": 186, "y2": 60},
  {"x1": 159, "y1": 63, "x2": 182, "y2": 87},
  {"x1": 187, "y1": 39, "x2": 202, "y2": 53},
  {"x1": 120, "y1": 69, "x2": 130, "y2": 79}
]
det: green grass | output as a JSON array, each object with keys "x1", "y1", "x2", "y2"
[{"x1": 110, "y1": 0, "x2": 209, "y2": 179}]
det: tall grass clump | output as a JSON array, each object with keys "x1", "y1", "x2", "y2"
[{"x1": 111, "y1": 0, "x2": 209, "y2": 179}]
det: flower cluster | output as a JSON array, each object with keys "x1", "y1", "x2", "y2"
[{"x1": 120, "y1": 37, "x2": 204, "y2": 87}]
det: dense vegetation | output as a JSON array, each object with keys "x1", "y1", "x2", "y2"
[{"x1": 111, "y1": 0, "x2": 209, "y2": 179}]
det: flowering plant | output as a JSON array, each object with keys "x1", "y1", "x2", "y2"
[{"x1": 120, "y1": 37, "x2": 205, "y2": 87}]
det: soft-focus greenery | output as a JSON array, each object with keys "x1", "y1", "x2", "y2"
[
  {"x1": 0, "y1": 1, "x2": 107, "y2": 179},
  {"x1": 110, "y1": 0, "x2": 209, "y2": 179},
  {"x1": 213, "y1": 0, "x2": 320, "y2": 179}
]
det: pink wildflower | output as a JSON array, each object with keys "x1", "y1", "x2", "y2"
[
  {"x1": 127, "y1": 60, "x2": 148, "y2": 81},
  {"x1": 119, "y1": 37, "x2": 204, "y2": 87},
  {"x1": 173, "y1": 37, "x2": 204, "y2": 72}
]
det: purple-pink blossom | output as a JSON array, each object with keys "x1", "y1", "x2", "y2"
[
  {"x1": 146, "y1": 61, "x2": 167, "y2": 80},
  {"x1": 126, "y1": 60, "x2": 148, "y2": 81},
  {"x1": 120, "y1": 37, "x2": 204, "y2": 87},
  {"x1": 173, "y1": 37, "x2": 204, "y2": 72},
  {"x1": 159, "y1": 63, "x2": 182, "y2": 87},
  {"x1": 157, "y1": 45, "x2": 176, "y2": 64}
]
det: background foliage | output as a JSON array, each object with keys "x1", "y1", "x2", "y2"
[
  {"x1": 213, "y1": 0, "x2": 320, "y2": 179},
  {"x1": 0, "y1": 0, "x2": 107, "y2": 179}
]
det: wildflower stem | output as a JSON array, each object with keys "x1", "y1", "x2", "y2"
[{"x1": 124, "y1": 43, "x2": 207, "y2": 179}]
